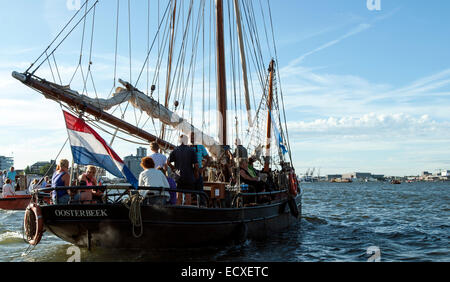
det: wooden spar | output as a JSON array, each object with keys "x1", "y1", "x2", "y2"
[
  {"x1": 12, "y1": 72, "x2": 175, "y2": 150},
  {"x1": 233, "y1": 0, "x2": 252, "y2": 127},
  {"x1": 160, "y1": 0, "x2": 177, "y2": 140},
  {"x1": 264, "y1": 60, "x2": 275, "y2": 172},
  {"x1": 215, "y1": 0, "x2": 228, "y2": 146}
]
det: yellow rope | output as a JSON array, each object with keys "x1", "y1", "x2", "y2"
[{"x1": 123, "y1": 192, "x2": 144, "y2": 238}]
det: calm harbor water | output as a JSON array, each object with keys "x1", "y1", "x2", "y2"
[{"x1": 0, "y1": 181, "x2": 448, "y2": 262}]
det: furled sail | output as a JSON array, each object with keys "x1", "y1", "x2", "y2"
[{"x1": 63, "y1": 78, "x2": 222, "y2": 158}]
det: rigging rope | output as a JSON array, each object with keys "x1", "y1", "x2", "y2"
[
  {"x1": 27, "y1": 0, "x2": 90, "y2": 74},
  {"x1": 25, "y1": 0, "x2": 291, "y2": 170},
  {"x1": 266, "y1": 0, "x2": 293, "y2": 165},
  {"x1": 52, "y1": 53, "x2": 63, "y2": 85},
  {"x1": 122, "y1": 192, "x2": 144, "y2": 238}
]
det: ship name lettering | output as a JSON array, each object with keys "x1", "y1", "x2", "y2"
[{"x1": 55, "y1": 209, "x2": 108, "y2": 217}]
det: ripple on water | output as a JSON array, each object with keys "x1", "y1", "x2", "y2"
[
  {"x1": 1, "y1": 182, "x2": 449, "y2": 262},
  {"x1": 302, "y1": 216, "x2": 328, "y2": 225},
  {"x1": 0, "y1": 231, "x2": 24, "y2": 245}
]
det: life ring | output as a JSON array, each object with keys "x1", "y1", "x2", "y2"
[
  {"x1": 289, "y1": 173, "x2": 298, "y2": 196},
  {"x1": 23, "y1": 203, "x2": 44, "y2": 246}
]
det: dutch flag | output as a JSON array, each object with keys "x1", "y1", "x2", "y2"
[{"x1": 63, "y1": 110, "x2": 138, "y2": 189}]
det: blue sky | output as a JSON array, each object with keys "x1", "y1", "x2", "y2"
[{"x1": 1, "y1": 0, "x2": 449, "y2": 177}]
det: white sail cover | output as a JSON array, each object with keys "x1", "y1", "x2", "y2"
[{"x1": 66, "y1": 85, "x2": 222, "y2": 157}]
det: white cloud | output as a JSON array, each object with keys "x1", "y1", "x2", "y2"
[
  {"x1": 287, "y1": 113, "x2": 450, "y2": 141},
  {"x1": 278, "y1": 64, "x2": 450, "y2": 123}
]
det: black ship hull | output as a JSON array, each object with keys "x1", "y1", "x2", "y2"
[{"x1": 41, "y1": 195, "x2": 301, "y2": 249}]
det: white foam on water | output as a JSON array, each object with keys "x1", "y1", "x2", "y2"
[{"x1": 0, "y1": 231, "x2": 23, "y2": 244}]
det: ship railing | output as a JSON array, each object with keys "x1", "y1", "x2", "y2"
[
  {"x1": 36, "y1": 185, "x2": 209, "y2": 207},
  {"x1": 231, "y1": 189, "x2": 289, "y2": 207}
]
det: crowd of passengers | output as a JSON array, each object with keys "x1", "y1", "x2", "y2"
[{"x1": 49, "y1": 133, "x2": 271, "y2": 205}]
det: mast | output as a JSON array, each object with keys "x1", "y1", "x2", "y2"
[
  {"x1": 160, "y1": 0, "x2": 177, "y2": 140},
  {"x1": 215, "y1": 0, "x2": 227, "y2": 146},
  {"x1": 264, "y1": 59, "x2": 275, "y2": 172},
  {"x1": 233, "y1": 0, "x2": 252, "y2": 127}
]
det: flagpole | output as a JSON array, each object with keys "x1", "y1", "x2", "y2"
[
  {"x1": 70, "y1": 159, "x2": 75, "y2": 185},
  {"x1": 62, "y1": 110, "x2": 139, "y2": 189},
  {"x1": 62, "y1": 109, "x2": 76, "y2": 186}
]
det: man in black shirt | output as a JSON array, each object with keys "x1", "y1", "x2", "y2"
[{"x1": 167, "y1": 135, "x2": 198, "y2": 205}]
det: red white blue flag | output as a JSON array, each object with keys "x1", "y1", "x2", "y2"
[{"x1": 63, "y1": 110, "x2": 138, "y2": 189}]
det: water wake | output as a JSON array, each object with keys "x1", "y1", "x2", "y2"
[{"x1": 0, "y1": 231, "x2": 24, "y2": 245}]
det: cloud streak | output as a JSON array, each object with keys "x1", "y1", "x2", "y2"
[
  {"x1": 286, "y1": 7, "x2": 401, "y2": 67},
  {"x1": 288, "y1": 23, "x2": 372, "y2": 66}
]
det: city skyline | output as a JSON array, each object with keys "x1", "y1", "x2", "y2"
[
  {"x1": 1, "y1": 1, "x2": 449, "y2": 176},
  {"x1": 1, "y1": 152, "x2": 447, "y2": 179}
]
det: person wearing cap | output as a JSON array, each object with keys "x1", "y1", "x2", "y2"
[
  {"x1": 234, "y1": 138, "x2": 248, "y2": 161},
  {"x1": 167, "y1": 135, "x2": 199, "y2": 205}
]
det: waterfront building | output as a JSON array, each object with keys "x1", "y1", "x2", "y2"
[
  {"x1": 29, "y1": 160, "x2": 55, "y2": 175},
  {"x1": 342, "y1": 172, "x2": 372, "y2": 181},
  {"x1": 0, "y1": 156, "x2": 14, "y2": 171},
  {"x1": 123, "y1": 147, "x2": 148, "y2": 178},
  {"x1": 371, "y1": 174, "x2": 385, "y2": 181},
  {"x1": 137, "y1": 147, "x2": 147, "y2": 158}
]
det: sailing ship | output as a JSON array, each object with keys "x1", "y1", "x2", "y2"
[
  {"x1": 0, "y1": 176, "x2": 50, "y2": 210},
  {"x1": 14, "y1": 0, "x2": 301, "y2": 249}
]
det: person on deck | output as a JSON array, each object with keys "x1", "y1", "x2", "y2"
[
  {"x1": 6, "y1": 167, "x2": 17, "y2": 189},
  {"x1": 167, "y1": 135, "x2": 199, "y2": 205},
  {"x1": 139, "y1": 157, "x2": 170, "y2": 204},
  {"x1": 234, "y1": 138, "x2": 248, "y2": 161},
  {"x1": 190, "y1": 132, "x2": 211, "y2": 206},
  {"x1": 51, "y1": 159, "x2": 74, "y2": 204},
  {"x1": 149, "y1": 141, "x2": 168, "y2": 171},
  {"x1": 28, "y1": 179, "x2": 39, "y2": 194},
  {"x1": 2, "y1": 170, "x2": 7, "y2": 184},
  {"x1": 78, "y1": 165, "x2": 102, "y2": 204},
  {"x1": 2, "y1": 179, "x2": 15, "y2": 198},
  {"x1": 41, "y1": 176, "x2": 50, "y2": 188},
  {"x1": 239, "y1": 159, "x2": 266, "y2": 193},
  {"x1": 0, "y1": 171, "x2": 4, "y2": 188},
  {"x1": 157, "y1": 166, "x2": 177, "y2": 205},
  {"x1": 247, "y1": 157, "x2": 259, "y2": 178}
]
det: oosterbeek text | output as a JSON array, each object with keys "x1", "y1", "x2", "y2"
[{"x1": 55, "y1": 209, "x2": 108, "y2": 217}]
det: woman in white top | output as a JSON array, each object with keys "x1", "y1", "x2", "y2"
[
  {"x1": 2, "y1": 179, "x2": 15, "y2": 198},
  {"x1": 139, "y1": 157, "x2": 170, "y2": 201}
]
